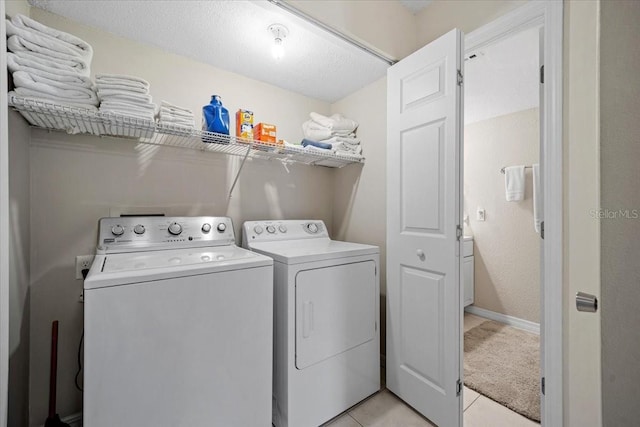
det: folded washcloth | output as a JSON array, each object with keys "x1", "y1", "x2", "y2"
[
  {"x1": 160, "y1": 106, "x2": 194, "y2": 118},
  {"x1": 301, "y1": 138, "x2": 332, "y2": 150},
  {"x1": 96, "y1": 74, "x2": 150, "y2": 89},
  {"x1": 310, "y1": 112, "x2": 358, "y2": 133},
  {"x1": 8, "y1": 50, "x2": 90, "y2": 76},
  {"x1": 504, "y1": 165, "x2": 526, "y2": 201},
  {"x1": 158, "y1": 117, "x2": 195, "y2": 127},
  {"x1": 12, "y1": 70, "x2": 98, "y2": 105},
  {"x1": 7, "y1": 53, "x2": 93, "y2": 86},
  {"x1": 332, "y1": 142, "x2": 363, "y2": 155},
  {"x1": 334, "y1": 150, "x2": 364, "y2": 159},
  {"x1": 6, "y1": 14, "x2": 93, "y2": 60},
  {"x1": 7, "y1": 36, "x2": 91, "y2": 75},
  {"x1": 9, "y1": 91, "x2": 99, "y2": 111}
]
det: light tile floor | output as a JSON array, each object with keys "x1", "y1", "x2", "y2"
[{"x1": 321, "y1": 313, "x2": 539, "y2": 427}]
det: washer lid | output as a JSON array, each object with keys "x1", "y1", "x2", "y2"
[
  {"x1": 248, "y1": 238, "x2": 379, "y2": 264},
  {"x1": 85, "y1": 246, "x2": 272, "y2": 289}
]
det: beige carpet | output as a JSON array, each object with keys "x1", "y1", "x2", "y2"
[{"x1": 464, "y1": 320, "x2": 540, "y2": 422}]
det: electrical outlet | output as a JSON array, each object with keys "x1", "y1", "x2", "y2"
[
  {"x1": 477, "y1": 208, "x2": 486, "y2": 222},
  {"x1": 75, "y1": 255, "x2": 95, "y2": 280}
]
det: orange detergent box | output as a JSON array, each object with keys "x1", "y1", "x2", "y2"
[
  {"x1": 235, "y1": 109, "x2": 254, "y2": 140},
  {"x1": 253, "y1": 123, "x2": 277, "y2": 144}
]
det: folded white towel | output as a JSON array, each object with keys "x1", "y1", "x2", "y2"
[
  {"x1": 6, "y1": 14, "x2": 93, "y2": 60},
  {"x1": 158, "y1": 117, "x2": 195, "y2": 127},
  {"x1": 334, "y1": 150, "x2": 364, "y2": 159},
  {"x1": 8, "y1": 50, "x2": 89, "y2": 76},
  {"x1": 99, "y1": 107, "x2": 155, "y2": 122},
  {"x1": 7, "y1": 36, "x2": 91, "y2": 75},
  {"x1": 13, "y1": 70, "x2": 98, "y2": 105},
  {"x1": 533, "y1": 164, "x2": 543, "y2": 233},
  {"x1": 7, "y1": 53, "x2": 93, "y2": 86},
  {"x1": 100, "y1": 100, "x2": 156, "y2": 113},
  {"x1": 96, "y1": 83, "x2": 148, "y2": 94},
  {"x1": 504, "y1": 165, "x2": 526, "y2": 202},
  {"x1": 160, "y1": 100, "x2": 192, "y2": 112},
  {"x1": 310, "y1": 112, "x2": 358, "y2": 133},
  {"x1": 9, "y1": 91, "x2": 98, "y2": 111},
  {"x1": 323, "y1": 135, "x2": 361, "y2": 145},
  {"x1": 96, "y1": 74, "x2": 150, "y2": 89},
  {"x1": 159, "y1": 108, "x2": 194, "y2": 119},
  {"x1": 97, "y1": 91, "x2": 153, "y2": 104},
  {"x1": 332, "y1": 142, "x2": 363, "y2": 154}
]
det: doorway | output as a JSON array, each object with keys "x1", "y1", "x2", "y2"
[{"x1": 462, "y1": 24, "x2": 542, "y2": 425}]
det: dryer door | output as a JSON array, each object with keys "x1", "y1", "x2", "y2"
[{"x1": 295, "y1": 260, "x2": 376, "y2": 370}]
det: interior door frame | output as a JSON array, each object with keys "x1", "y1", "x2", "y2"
[
  {"x1": 463, "y1": 1, "x2": 563, "y2": 425},
  {"x1": 0, "y1": 1, "x2": 10, "y2": 425}
]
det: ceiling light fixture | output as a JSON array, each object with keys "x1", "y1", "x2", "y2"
[{"x1": 268, "y1": 24, "x2": 288, "y2": 60}]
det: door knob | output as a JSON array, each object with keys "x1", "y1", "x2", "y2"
[
  {"x1": 576, "y1": 292, "x2": 598, "y2": 313},
  {"x1": 416, "y1": 249, "x2": 425, "y2": 260}
]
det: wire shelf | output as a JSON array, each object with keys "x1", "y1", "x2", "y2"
[{"x1": 8, "y1": 95, "x2": 364, "y2": 168}]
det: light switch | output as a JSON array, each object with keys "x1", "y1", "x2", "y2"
[{"x1": 477, "y1": 208, "x2": 486, "y2": 222}]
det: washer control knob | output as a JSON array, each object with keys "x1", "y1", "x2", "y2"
[
  {"x1": 278, "y1": 224, "x2": 288, "y2": 233},
  {"x1": 217, "y1": 223, "x2": 227, "y2": 232},
  {"x1": 254, "y1": 225, "x2": 264, "y2": 235},
  {"x1": 201, "y1": 223, "x2": 212, "y2": 233},
  {"x1": 111, "y1": 224, "x2": 125, "y2": 236},
  {"x1": 168, "y1": 222, "x2": 182, "y2": 235},
  {"x1": 266, "y1": 225, "x2": 276, "y2": 234},
  {"x1": 307, "y1": 223, "x2": 319, "y2": 234},
  {"x1": 133, "y1": 224, "x2": 145, "y2": 235}
]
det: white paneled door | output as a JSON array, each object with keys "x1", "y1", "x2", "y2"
[{"x1": 386, "y1": 29, "x2": 464, "y2": 427}]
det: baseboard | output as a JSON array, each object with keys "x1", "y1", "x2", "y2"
[
  {"x1": 41, "y1": 413, "x2": 82, "y2": 427},
  {"x1": 465, "y1": 305, "x2": 540, "y2": 335}
]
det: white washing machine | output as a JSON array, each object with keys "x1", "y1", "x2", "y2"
[
  {"x1": 84, "y1": 216, "x2": 273, "y2": 427},
  {"x1": 242, "y1": 220, "x2": 380, "y2": 427}
]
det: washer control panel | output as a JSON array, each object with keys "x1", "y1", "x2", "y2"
[
  {"x1": 242, "y1": 220, "x2": 328, "y2": 246},
  {"x1": 97, "y1": 216, "x2": 235, "y2": 253}
]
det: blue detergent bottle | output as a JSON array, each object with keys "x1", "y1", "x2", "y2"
[{"x1": 202, "y1": 95, "x2": 230, "y2": 140}]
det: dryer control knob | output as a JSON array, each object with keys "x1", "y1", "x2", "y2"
[
  {"x1": 266, "y1": 225, "x2": 276, "y2": 234},
  {"x1": 111, "y1": 224, "x2": 125, "y2": 236},
  {"x1": 278, "y1": 225, "x2": 288, "y2": 233},
  {"x1": 253, "y1": 225, "x2": 264, "y2": 235},
  {"x1": 201, "y1": 223, "x2": 212, "y2": 233},
  {"x1": 133, "y1": 224, "x2": 145, "y2": 235},
  {"x1": 168, "y1": 222, "x2": 183, "y2": 235},
  {"x1": 217, "y1": 223, "x2": 227, "y2": 232},
  {"x1": 307, "y1": 223, "x2": 318, "y2": 234}
]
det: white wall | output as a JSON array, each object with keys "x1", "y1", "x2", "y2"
[
  {"x1": 8, "y1": 111, "x2": 31, "y2": 427},
  {"x1": 600, "y1": 0, "x2": 640, "y2": 424},
  {"x1": 563, "y1": 1, "x2": 602, "y2": 425},
  {"x1": 464, "y1": 108, "x2": 540, "y2": 323},
  {"x1": 330, "y1": 77, "x2": 387, "y2": 355},
  {"x1": 19, "y1": 9, "x2": 335, "y2": 425}
]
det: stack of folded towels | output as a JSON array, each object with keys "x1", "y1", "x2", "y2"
[
  {"x1": 157, "y1": 101, "x2": 195, "y2": 128},
  {"x1": 301, "y1": 112, "x2": 362, "y2": 158},
  {"x1": 96, "y1": 74, "x2": 156, "y2": 122},
  {"x1": 5, "y1": 14, "x2": 98, "y2": 111}
]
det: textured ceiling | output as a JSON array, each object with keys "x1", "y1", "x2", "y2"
[
  {"x1": 399, "y1": 0, "x2": 433, "y2": 15},
  {"x1": 464, "y1": 26, "x2": 541, "y2": 125},
  {"x1": 27, "y1": 0, "x2": 390, "y2": 103}
]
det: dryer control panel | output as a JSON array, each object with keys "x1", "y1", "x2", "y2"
[
  {"x1": 242, "y1": 220, "x2": 329, "y2": 246},
  {"x1": 97, "y1": 216, "x2": 235, "y2": 254}
]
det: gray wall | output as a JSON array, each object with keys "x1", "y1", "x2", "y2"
[
  {"x1": 600, "y1": 1, "x2": 640, "y2": 425},
  {"x1": 8, "y1": 110, "x2": 31, "y2": 427}
]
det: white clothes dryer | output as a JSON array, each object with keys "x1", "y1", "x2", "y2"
[
  {"x1": 84, "y1": 216, "x2": 273, "y2": 427},
  {"x1": 242, "y1": 220, "x2": 380, "y2": 427}
]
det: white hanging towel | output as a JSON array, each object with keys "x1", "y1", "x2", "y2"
[
  {"x1": 504, "y1": 165, "x2": 525, "y2": 201},
  {"x1": 533, "y1": 164, "x2": 543, "y2": 233}
]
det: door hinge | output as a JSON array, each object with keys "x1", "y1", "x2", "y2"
[
  {"x1": 540, "y1": 65, "x2": 545, "y2": 84},
  {"x1": 541, "y1": 377, "x2": 545, "y2": 395},
  {"x1": 541, "y1": 221, "x2": 545, "y2": 239},
  {"x1": 456, "y1": 225, "x2": 463, "y2": 240},
  {"x1": 457, "y1": 69, "x2": 463, "y2": 86},
  {"x1": 456, "y1": 379, "x2": 462, "y2": 396}
]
